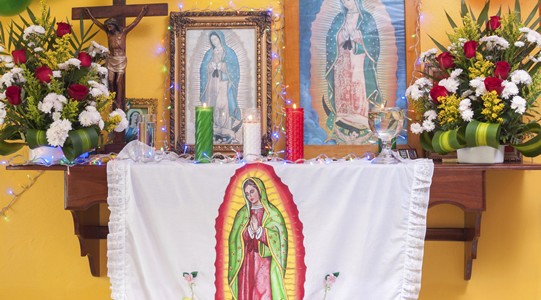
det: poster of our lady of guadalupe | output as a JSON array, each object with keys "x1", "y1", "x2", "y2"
[
  {"x1": 300, "y1": 0, "x2": 408, "y2": 145},
  {"x1": 215, "y1": 164, "x2": 306, "y2": 299}
]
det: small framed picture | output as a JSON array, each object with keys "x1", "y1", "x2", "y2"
[
  {"x1": 407, "y1": 149, "x2": 418, "y2": 159},
  {"x1": 125, "y1": 98, "x2": 157, "y2": 143},
  {"x1": 398, "y1": 149, "x2": 409, "y2": 159}
]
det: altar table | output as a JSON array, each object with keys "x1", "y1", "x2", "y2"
[{"x1": 106, "y1": 154, "x2": 433, "y2": 300}]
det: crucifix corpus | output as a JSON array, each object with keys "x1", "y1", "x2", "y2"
[{"x1": 72, "y1": 1, "x2": 168, "y2": 148}]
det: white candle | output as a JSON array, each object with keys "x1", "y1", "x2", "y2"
[{"x1": 243, "y1": 109, "x2": 261, "y2": 161}]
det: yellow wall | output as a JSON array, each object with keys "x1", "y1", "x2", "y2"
[{"x1": 0, "y1": 0, "x2": 540, "y2": 299}]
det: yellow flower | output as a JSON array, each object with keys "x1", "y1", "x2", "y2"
[
  {"x1": 468, "y1": 58, "x2": 494, "y2": 79},
  {"x1": 437, "y1": 94, "x2": 462, "y2": 129},
  {"x1": 480, "y1": 91, "x2": 505, "y2": 123}
]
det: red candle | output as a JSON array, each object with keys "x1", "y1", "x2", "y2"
[{"x1": 286, "y1": 105, "x2": 304, "y2": 162}]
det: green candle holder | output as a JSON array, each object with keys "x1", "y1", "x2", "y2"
[{"x1": 195, "y1": 105, "x2": 214, "y2": 163}]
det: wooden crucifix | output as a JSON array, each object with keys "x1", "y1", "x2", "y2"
[{"x1": 72, "y1": 1, "x2": 168, "y2": 149}]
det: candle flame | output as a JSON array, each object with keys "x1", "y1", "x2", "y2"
[
  {"x1": 248, "y1": 115, "x2": 253, "y2": 121},
  {"x1": 203, "y1": 102, "x2": 207, "y2": 108},
  {"x1": 293, "y1": 103, "x2": 297, "y2": 109}
]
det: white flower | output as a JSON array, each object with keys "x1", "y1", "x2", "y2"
[
  {"x1": 0, "y1": 102, "x2": 5, "y2": 125},
  {"x1": 57, "y1": 62, "x2": 68, "y2": 70},
  {"x1": 422, "y1": 120, "x2": 436, "y2": 132},
  {"x1": 438, "y1": 78, "x2": 459, "y2": 93},
  {"x1": 460, "y1": 109, "x2": 474, "y2": 121},
  {"x1": 67, "y1": 58, "x2": 82, "y2": 68},
  {"x1": 450, "y1": 68, "x2": 463, "y2": 78},
  {"x1": 0, "y1": 46, "x2": 4, "y2": 52},
  {"x1": 39, "y1": 93, "x2": 67, "y2": 113},
  {"x1": 88, "y1": 80, "x2": 109, "y2": 97},
  {"x1": 405, "y1": 85, "x2": 423, "y2": 100},
  {"x1": 0, "y1": 72, "x2": 14, "y2": 87},
  {"x1": 91, "y1": 63, "x2": 108, "y2": 76},
  {"x1": 525, "y1": 29, "x2": 541, "y2": 44},
  {"x1": 78, "y1": 106, "x2": 102, "y2": 127},
  {"x1": 459, "y1": 99, "x2": 473, "y2": 121},
  {"x1": 34, "y1": 47, "x2": 43, "y2": 52},
  {"x1": 501, "y1": 81, "x2": 519, "y2": 99},
  {"x1": 22, "y1": 25, "x2": 46, "y2": 40},
  {"x1": 98, "y1": 119, "x2": 104, "y2": 130},
  {"x1": 46, "y1": 119, "x2": 72, "y2": 147},
  {"x1": 52, "y1": 112, "x2": 61, "y2": 121},
  {"x1": 514, "y1": 41, "x2": 525, "y2": 47},
  {"x1": 0, "y1": 91, "x2": 6, "y2": 100},
  {"x1": 110, "y1": 109, "x2": 129, "y2": 132},
  {"x1": 459, "y1": 98, "x2": 471, "y2": 110},
  {"x1": 424, "y1": 110, "x2": 437, "y2": 121},
  {"x1": 480, "y1": 35, "x2": 510, "y2": 50},
  {"x1": 511, "y1": 96, "x2": 527, "y2": 114},
  {"x1": 470, "y1": 77, "x2": 487, "y2": 96},
  {"x1": 520, "y1": 27, "x2": 530, "y2": 33},
  {"x1": 4, "y1": 62, "x2": 14, "y2": 68},
  {"x1": 410, "y1": 123, "x2": 423, "y2": 134},
  {"x1": 510, "y1": 70, "x2": 532, "y2": 85},
  {"x1": 88, "y1": 41, "x2": 109, "y2": 57},
  {"x1": 419, "y1": 48, "x2": 437, "y2": 62},
  {"x1": 53, "y1": 70, "x2": 62, "y2": 78}
]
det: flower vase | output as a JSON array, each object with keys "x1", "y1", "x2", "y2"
[
  {"x1": 456, "y1": 145, "x2": 505, "y2": 164},
  {"x1": 28, "y1": 146, "x2": 66, "y2": 164}
]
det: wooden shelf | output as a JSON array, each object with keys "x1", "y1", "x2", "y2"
[{"x1": 7, "y1": 162, "x2": 541, "y2": 279}]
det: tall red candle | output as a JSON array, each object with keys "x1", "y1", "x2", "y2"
[{"x1": 286, "y1": 105, "x2": 304, "y2": 162}]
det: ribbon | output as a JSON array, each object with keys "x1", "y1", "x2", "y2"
[
  {"x1": 26, "y1": 127, "x2": 99, "y2": 162},
  {"x1": 511, "y1": 123, "x2": 541, "y2": 157},
  {"x1": 431, "y1": 127, "x2": 466, "y2": 154},
  {"x1": 464, "y1": 120, "x2": 501, "y2": 148}
]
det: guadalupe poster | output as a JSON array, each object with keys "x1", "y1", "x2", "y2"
[{"x1": 300, "y1": 0, "x2": 407, "y2": 145}]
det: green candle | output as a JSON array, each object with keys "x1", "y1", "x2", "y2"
[{"x1": 195, "y1": 104, "x2": 213, "y2": 162}]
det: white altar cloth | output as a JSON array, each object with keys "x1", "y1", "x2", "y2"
[{"x1": 107, "y1": 152, "x2": 433, "y2": 300}]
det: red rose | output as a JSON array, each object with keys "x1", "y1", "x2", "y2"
[
  {"x1": 436, "y1": 52, "x2": 455, "y2": 70},
  {"x1": 429, "y1": 85, "x2": 449, "y2": 103},
  {"x1": 6, "y1": 86, "x2": 22, "y2": 105},
  {"x1": 484, "y1": 77, "x2": 504, "y2": 95},
  {"x1": 11, "y1": 49, "x2": 26, "y2": 64},
  {"x1": 35, "y1": 66, "x2": 53, "y2": 83},
  {"x1": 78, "y1": 52, "x2": 92, "y2": 67},
  {"x1": 67, "y1": 84, "x2": 89, "y2": 101},
  {"x1": 463, "y1": 40, "x2": 478, "y2": 59},
  {"x1": 56, "y1": 22, "x2": 72, "y2": 37},
  {"x1": 494, "y1": 61, "x2": 510, "y2": 79},
  {"x1": 487, "y1": 16, "x2": 501, "y2": 31}
]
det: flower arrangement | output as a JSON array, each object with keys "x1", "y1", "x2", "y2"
[
  {"x1": 0, "y1": 1, "x2": 128, "y2": 161},
  {"x1": 406, "y1": 0, "x2": 541, "y2": 157}
]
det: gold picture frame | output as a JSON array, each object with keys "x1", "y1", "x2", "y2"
[
  {"x1": 125, "y1": 98, "x2": 158, "y2": 143},
  {"x1": 169, "y1": 11, "x2": 272, "y2": 154}
]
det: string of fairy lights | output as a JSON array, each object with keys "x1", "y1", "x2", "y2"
[{"x1": 0, "y1": 0, "x2": 423, "y2": 221}]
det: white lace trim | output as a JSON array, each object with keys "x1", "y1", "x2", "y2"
[
  {"x1": 107, "y1": 159, "x2": 129, "y2": 300},
  {"x1": 401, "y1": 159, "x2": 434, "y2": 299}
]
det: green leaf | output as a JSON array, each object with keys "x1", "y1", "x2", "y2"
[
  {"x1": 512, "y1": 133, "x2": 541, "y2": 157},
  {"x1": 25, "y1": 6, "x2": 37, "y2": 24},
  {"x1": 428, "y1": 34, "x2": 448, "y2": 53},
  {"x1": 62, "y1": 127, "x2": 99, "y2": 162},
  {"x1": 523, "y1": 0, "x2": 540, "y2": 27},
  {"x1": 0, "y1": 141, "x2": 25, "y2": 156},
  {"x1": 191, "y1": 271, "x2": 198, "y2": 278},
  {"x1": 476, "y1": 1, "x2": 490, "y2": 27},
  {"x1": 514, "y1": 0, "x2": 520, "y2": 21},
  {"x1": 460, "y1": 0, "x2": 469, "y2": 18},
  {"x1": 332, "y1": 272, "x2": 340, "y2": 277},
  {"x1": 445, "y1": 11, "x2": 457, "y2": 28}
]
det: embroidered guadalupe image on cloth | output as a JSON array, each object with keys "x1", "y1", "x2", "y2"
[
  {"x1": 215, "y1": 164, "x2": 306, "y2": 300},
  {"x1": 300, "y1": 0, "x2": 408, "y2": 145}
]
